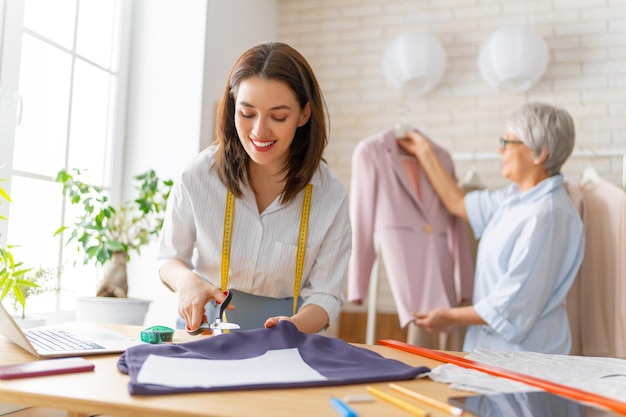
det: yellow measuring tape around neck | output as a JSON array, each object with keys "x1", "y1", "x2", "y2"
[
  {"x1": 221, "y1": 184, "x2": 312, "y2": 316},
  {"x1": 221, "y1": 191, "x2": 235, "y2": 290}
]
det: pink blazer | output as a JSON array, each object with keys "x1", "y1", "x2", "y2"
[{"x1": 348, "y1": 128, "x2": 474, "y2": 327}]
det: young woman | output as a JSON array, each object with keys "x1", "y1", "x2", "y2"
[
  {"x1": 398, "y1": 102, "x2": 584, "y2": 354},
  {"x1": 158, "y1": 42, "x2": 351, "y2": 334}
]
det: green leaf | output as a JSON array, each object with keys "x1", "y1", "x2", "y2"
[
  {"x1": 15, "y1": 278, "x2": 40, "y2": 288},
  {"x1": 95, "y1": 246, "x2": 111, "y2": 264},
  {"x1": 53, "y1": 225, "x2": 68, "y2": 237},
  {"x1": 13, "y1": 267, "x2": 32, "y2": 277},
  {"x1": 0, "y1": 186, "x2": 11, "y2": 203},
  {"x1": 0, "y1": 283, "x2": 11, "y2": 301},
  {"x1": 105, "y1": 240, "x2": 126, "y2": 252},
  {"x1": 85, "y1": 245, "x2": 102, "y2": 259},
  {"x1": 12, "y1": 285, "x2": 25, "y2": 307}
]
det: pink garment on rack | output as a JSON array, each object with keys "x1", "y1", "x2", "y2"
[
  {"x1": 348, "y1": 128, "x2": 474, "y2": 327},
  {"x1": 566, "y1": 179, "x2": 626, "y2": 358}
]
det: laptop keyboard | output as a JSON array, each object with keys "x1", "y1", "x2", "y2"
[{"x1": 25, "y1": 329, "x2": 105, "y2": 351}]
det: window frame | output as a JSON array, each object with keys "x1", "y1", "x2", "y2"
[{"x1": 0, "y1": 0, "x2": 133, "y2": 315}]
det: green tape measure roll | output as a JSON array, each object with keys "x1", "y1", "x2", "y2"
[{"x1": 140, "y1": 326, "x2": 174, "y2": 344}]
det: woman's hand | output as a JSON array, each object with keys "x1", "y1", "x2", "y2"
[
  {"x1": 264, "y1": 316, "x2": 293, "y2": 329},
  {"x1": 177, "y1": 278, "x2": 235, "y2": 332},
  {"x1": 265, "y1": 305, "x2": 329, "y2": 333},
  {"x1": 412, "y1": 308, "x2": 456, "y2": 333},
  {"x1": 397, "y1": 130, "x2": 469, "y2": 220},
  {"x1": 397, "y1": 130, "x2": 432, "y2": 160},
  {"x1": 413, "y1": 305, "x2": 485, "y2": 333}
]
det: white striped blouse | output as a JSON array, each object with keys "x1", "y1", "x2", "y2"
[{"x1": 158, "y1": 145, "x2": 352, "y2": 324}]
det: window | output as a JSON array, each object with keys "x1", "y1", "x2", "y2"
[{"x1": 0, "y1": 0, "x2": 131, "y2": 314}]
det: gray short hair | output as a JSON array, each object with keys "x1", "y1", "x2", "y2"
[{"x1": 504, "y1": 102, "x2": 576, "y2": 176}]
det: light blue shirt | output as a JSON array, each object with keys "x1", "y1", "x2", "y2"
[{"x1": 463, "y1": 174, "x2": 584, "y2": 354}]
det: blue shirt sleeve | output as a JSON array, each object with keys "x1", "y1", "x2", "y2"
[{"x1": 465, "y1": 185, "x2": 513, "y2": 239}]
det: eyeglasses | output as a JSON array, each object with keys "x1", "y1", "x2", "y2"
[{"x1": 499, "y1": 137, "x2": 524, "y2": 150}]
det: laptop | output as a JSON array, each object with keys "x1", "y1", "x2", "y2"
[{"x1": 0, "y1": 302, "x2": 144, "y2": 358}]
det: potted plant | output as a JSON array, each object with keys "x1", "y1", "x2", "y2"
[
  {"x1": 0, "y1": 178, "x2": 55, "y2": 328},
  {"x1": 55, "y1": 168, "x2": 173, "y2": 325},
  {"x1": 3, "y1": 266, "x2": 58, "y2": 328}
]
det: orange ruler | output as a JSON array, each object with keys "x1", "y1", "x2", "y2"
[{"x1": 379, "y1": 339, "x2": 626, "y2": 415}]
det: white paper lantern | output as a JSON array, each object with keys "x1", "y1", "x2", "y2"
[
  {"x1": 382, "y1": 32, "x2": 447, "y2": 97},
  {"x1": 478, "y1": 26, "x2": 549, "y2": 93}
]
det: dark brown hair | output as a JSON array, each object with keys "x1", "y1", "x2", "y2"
[{"x1": 214, "y1": 42, "x2": 328, "y2": 204}]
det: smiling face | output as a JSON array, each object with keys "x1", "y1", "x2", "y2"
[
  {"x1": 234, "y1": 76, "x2": 311, "y2": 175},
  {"x1": 497, "y1": 131, "x2": 543, "y2": 191}
]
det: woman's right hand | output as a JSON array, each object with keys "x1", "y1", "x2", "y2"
[
  {"x1": 397, "y1": 130, "x2": 469, "y2": 221},
  {"x1": 397, "y1": 130, "x2": 432, "y2": 160},
  {"x1": 160, "y1": 260, "x2": 235, "y2": 331},
  {"x1": 174, "y1": 271, "x2": 234, "y2": 331},
  {"x1": 176, "y1": 276, "x2": 216, "y2": 331}
]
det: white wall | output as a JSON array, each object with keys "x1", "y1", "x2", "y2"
[
  {"x1": 279, "y1": 0, "x2": 626, "y2": 191},
  {"x1": 124, "y1": 0, "x2": 278, "y2": 327},
  {"x1": 124, "y1": 0, "x2": 206, "y2": 181},
  {"x1": 200, "y1": 0, "x2": 278, "y2": 149}
]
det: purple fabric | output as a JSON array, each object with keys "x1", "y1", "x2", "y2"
[{"x1": 118, "y1": 321, "x2": 429, "y2": 395}]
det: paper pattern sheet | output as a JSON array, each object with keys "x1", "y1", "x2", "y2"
[
  {"x1": 137, "y1": 348, "x2": 328, "y2": 388},
  {"x1": 428, "y1": 349, "x2": 626, "y2": 401}
]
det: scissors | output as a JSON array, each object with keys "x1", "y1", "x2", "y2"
[{"x1": 186, "y1": 289, "x2": 240, "y2": 336}]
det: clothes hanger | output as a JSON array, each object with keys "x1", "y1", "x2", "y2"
[
  {"x1": 580, "y1": 164, "x2": 600, "y2": 186},
  {"x1": 394, "y1": 117, "x2": 412, "y2": 140},
  {"x1": 394, "y1": 103, "x2": 413, "y2": 140},
  {"x1": 459, "y1": 168, "x2": 486, "y2": 189},
  {"x1": 394, "y1": 103, "x2": 419, "y2": 160},
  {"x1": 458, "y1": 153, "x2": 486, "y2": 189},
  {"x1": 580, "y1": 151, "x2": 601, "y2": 186}
]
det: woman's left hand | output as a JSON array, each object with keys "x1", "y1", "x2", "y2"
[
  {"x1": 264, "y1": 315, "x2": 292, "y2": 329},
  {"x1": 412, "y1": 308, "x2": 455, "y2": 333}
]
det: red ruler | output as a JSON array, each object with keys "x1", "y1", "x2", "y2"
[{"x1": 379, "y1": 339, "x2": 626, "y2": 415}]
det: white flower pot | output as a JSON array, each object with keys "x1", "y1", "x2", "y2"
[
  {"x1": 13, "y1": 314, "x2": 48, "y2": 329},
  {"x1": 75, "y1": 297, "x2": 151, "y2": 326}
]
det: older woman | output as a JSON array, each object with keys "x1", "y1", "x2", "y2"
[{"x1": 398, "y1": 102, "x2": 584, "y2": 354}]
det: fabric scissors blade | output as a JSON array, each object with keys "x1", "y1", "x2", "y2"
[
  {"x1": 186, "y1": 289, "x2": 240, "y2": 335},
  {"x1": 210, "y1": 289, "x2": 240, "y2": 335}
]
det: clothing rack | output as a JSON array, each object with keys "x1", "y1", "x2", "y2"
[
  {"x1": 451, "y1": 149, "x2": 626, "y2": 189},
  {"x1": 364, "y1": 148, "x2": 625, "y2": 345}
]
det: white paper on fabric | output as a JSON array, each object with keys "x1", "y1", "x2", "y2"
[
  {"x1": 136, "y1": 348, "x2": 328, "y2": 388},
  {"x1": 428, "y1": 349, "x2": 626, "y2": 401}
]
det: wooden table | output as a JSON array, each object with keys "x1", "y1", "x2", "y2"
[{"x1": 0, "y1": 325, "x2": 473, "y2": 417}]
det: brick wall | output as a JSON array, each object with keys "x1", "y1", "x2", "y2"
[
  {"x1": 278, "y1": 0, "x2": 626, "y2": 190},
  {"x1": 277, "y1": 0, "x2": 626, "y2": 322}
]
